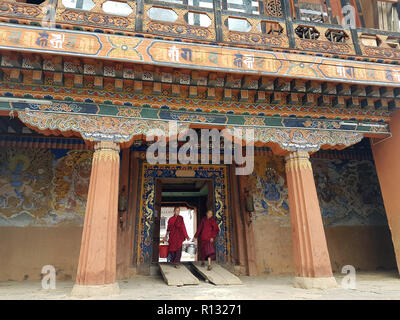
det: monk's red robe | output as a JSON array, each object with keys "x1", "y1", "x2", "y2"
[
  {"x1": 194, "y1": 217, "x2": 220, "y2": 260},
  {"x1": 167, "y1": 215, "x2": 189, "y2": 252}
]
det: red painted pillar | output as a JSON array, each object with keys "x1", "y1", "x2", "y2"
[
  {"x1": 371, "y1": 110, "x2": 400, "y2": 274},
  {"x1": 71, "y1": 141, "x2": 120, "y2": 296},
  {"x1": 285, "y1": 150, "x2": 337, "y2": 289}
]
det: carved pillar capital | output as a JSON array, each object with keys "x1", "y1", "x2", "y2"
[
  {"x1": 284, "y1": 150, "x2": 312, "y2": 172},
  {"x1": 93, "y1": 141, "x2": 120, "y2": 162}
]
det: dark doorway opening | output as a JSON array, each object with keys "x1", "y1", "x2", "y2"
[{"x1": 151, "y1": 178, "x2": 214, "y2": 263}]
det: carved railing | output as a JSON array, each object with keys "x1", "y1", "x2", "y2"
[
  {"x1": 292, "y1": 21, "x2": 356, "y2": 56},
  {"x1": 142, "y1": 1, "x2": 216, "y2": 42},
  {"x1": 1, "y1": 0, "x2": 400, "y2": 62},
  {"x1": 357, "y1": 28, "x2": 400, "y2": 61}
]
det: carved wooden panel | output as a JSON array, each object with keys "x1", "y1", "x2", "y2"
[
  {"x1": 222, "y1": 15, "x2": 289, "y2": 48},
  {"x1": 294, "y1": 24, "x2": 355, "y2": 55},
  {"x1": 143, "y1": 4, "x2": 216, "y2": 41}
]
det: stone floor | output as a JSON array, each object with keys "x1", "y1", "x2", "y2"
[{"x1": 0, "y1": 271, "x2": 399, "y2": 300}]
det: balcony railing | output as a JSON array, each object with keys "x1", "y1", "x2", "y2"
[{"x1": 0, "y1": 0, "x2": 400, "y2": 63}]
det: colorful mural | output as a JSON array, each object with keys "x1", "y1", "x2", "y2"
[
  {"x1": 312, "y1": 158, "x2": 388, "y2": 226},
  {"x1": 136, "y1": 163, "x2": 231, "y2": 265},
  {"x1": 248, "y1": 155, "x2": 388, "y2": 226},
  {"x1": 0, "y1": 147, "x2": 92, "y2": 227},
  {"x1": 52, "y1": 151, "x2": 93, "y2": 216},
  {"x1": 248, "y1": 155, "x2": 289, "y2": 217}
]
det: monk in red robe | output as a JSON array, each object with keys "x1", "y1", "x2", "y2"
[
  {"x1": 194, "y1": 209, "x2": 220, "y2": 270},
  {"x1": 164, "y1": 207, "x2": 189, "y2": 268}
]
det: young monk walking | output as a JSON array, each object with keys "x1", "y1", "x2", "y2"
[
  {"x1": 194, "y1": 209, "x2": 220, "y2": 270},
  {"x1": 164, "y1": 207, "x2": 189, "y2": 268}
]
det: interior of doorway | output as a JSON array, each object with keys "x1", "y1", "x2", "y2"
[
  {"x1": 152, "y1": 178, "x2": 214, "y2": 264},
  {"x1": 159, "y1": 205, "x2": 197, "y2": 262}
]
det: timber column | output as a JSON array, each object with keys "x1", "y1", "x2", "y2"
[
  {"x1": 285, "y1": 150, "x2": 337, "y2": 289},
  {"x1": 71, "y1": 141, "x2": 121, "y2": 297}
]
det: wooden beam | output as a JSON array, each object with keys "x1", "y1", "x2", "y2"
[
  {"x1": 302, "y1": 93, "x2": 315, "y2": 105},
  {"x1": 318, "y1": 95, "x2": 330, "y2": 107},
  {"x1": 346, "y1": 97, "x2": 360, "y2": 109},
  {"x1": 322, "y1": 82, "x2": 337, "y2": 95},
  {"x1": 207, "y1": 87, "x2": 215, "y2": 99},
  {"x1": 351, "y1": 85, "x2": 366, "y2": 97},
  {"x1": 242, "y1": 76, "x2": 258, "y2": 89},
  {"x1": 388, "y1": 100, "x2": 400, "y2": 110},
  {"x1": 287, "y1": 93, "x2": 300, "y2": 104},
  {"x1": 153, "y1": 82, "x2": 162, "y2": 95},
  {"x1": 255, "y1": 91, "x2": 266, "y2": 102},
  {"x1": 223, "y1": 88, "x2": 232, "y2": 101},
  {"x1": 333, "y1": 96, "x2": 345, "y2": 108},
  {"x1": 290, "y1": 79, "x2": 306, "y2": 92},
  {"x1": 336, "y1": 84, "x2": 351, "y2": 96},
  {"x1": 53, "y1": 72, "x2": 63, "y2": 86},
  {"x1": 134, "y1": 80, "x2": 143, "y2": 93},
  {"x1": 274, "y1": 78, "x2": 290, "y2": 91},
  {"x1": 172, "y1": 84, "x2": 180, "y2": 97},
  {"x1": 115, "y1": 79, "x2": 123, "y2": 92},
  {"x1": 239, "y1": 90, "x2": 249, "y2": 102},
  {"x1": 366, "y1": 86, "x2": 380, "y2": 97},
  {"x1": 189, "y1": 85, "x2": 197, "y2": 98},
  {"x1": 374, "y1": 99, "x2": 389, "y2": 111},
  {"x1": 306, "y1": 81, "x2": 322, "y2": 94},
  {"x1": 379, "y1": 87, "x2": 394, "y2": 98},
  {"x1": 258, "y1": 77, "x2": 274, "y2": 90},
  {"x1": 270, "y1": 92, "x2": 282, "y2": 104},
  {"x1": 360, "y1": 98, "x2": 375, "y2": 110}
]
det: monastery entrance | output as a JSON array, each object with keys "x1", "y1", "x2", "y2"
[
  {"x1": 154, "y1": 178, "x2": 214, "y2": 263},
  {"x1": 133, "y1": 163, "x2": 233, "y2": 275}
]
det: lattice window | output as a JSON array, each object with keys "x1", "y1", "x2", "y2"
[
  {"x1": 295, "y1": 25, "x2": 320, "y2": 39},
  {"x1": 296, "y1": 0, "x2": 329, "y2": 23},
  {"x1": 62, "y1": 0, "x2": 95, "y2": 11},
  {"x1": 221, "y1": 0, "x2": 282, "y2": 17},
  {"x1": 265, "y1": 0, "x2": 283, "y2": 17},
  {"x1": 325, "y1": 29, "x2": 348, "y2": 43},
  {"x1": 185, "y1": 11, "x2": 212, "y2": 27},
  {"x1": 151, "y1": 0, "x2": 214, "y2": 9}
]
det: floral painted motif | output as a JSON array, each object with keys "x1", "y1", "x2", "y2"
[{"x1": 106, "y1": 35, "x2": 142, "y2": 60}]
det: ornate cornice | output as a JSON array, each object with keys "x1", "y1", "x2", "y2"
[
  {"x1": 16, "y1": 110, "x2": 190, "y2": 143},
  {"x1": 229, "y1": 126, "x2": 364, "y2": 152},
  {"x1": 16, "y1": 110, "x2": 364, "y2": 152}
]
